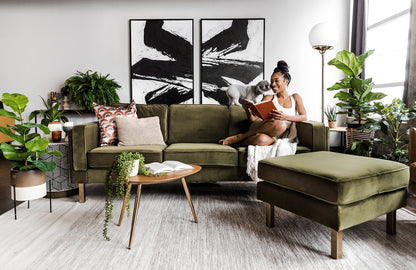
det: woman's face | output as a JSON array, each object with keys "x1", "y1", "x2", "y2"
[{"x1": 270, "y1": 72, "x2": 288, "y2": 93}]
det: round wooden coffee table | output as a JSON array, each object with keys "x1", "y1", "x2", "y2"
[{"x1": 117, "y1": 164, "x2": 201, "y2": 249}]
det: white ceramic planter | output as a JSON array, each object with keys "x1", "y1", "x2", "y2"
[
  {"x1": 10, "y1": 169, "x2": 47, "y2": 201},
  {"x1": 129, "y1": 160, "x2": 140, "y2": 177}
]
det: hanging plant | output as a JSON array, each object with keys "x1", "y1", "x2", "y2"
[{"x1": 103, "y1": 152, "x2": 150, "y2": 241}]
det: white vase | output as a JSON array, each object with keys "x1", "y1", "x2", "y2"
[{"x1": 129, "y1": 160, "x2": 140, "y2": 177}]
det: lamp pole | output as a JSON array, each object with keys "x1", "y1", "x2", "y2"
[{"x1": 313, "y1": 45, "x2": 333, "y2": 123}]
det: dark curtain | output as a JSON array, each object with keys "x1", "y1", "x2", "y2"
[
  {"x1": 404, "y1": 0, "x2": 416, "y2": 106},
  {"x1": 351, "y1": 0, "x2": 367, "y2": 78}
]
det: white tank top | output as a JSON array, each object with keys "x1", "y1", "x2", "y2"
[{"x1": 271, "y1": 95, "x2": 297, "y2": 124}]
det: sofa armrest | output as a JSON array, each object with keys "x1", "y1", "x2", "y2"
[
  {"x1": 69, "y1": 122, "x2": 99, "y2": 171},
  {"x1": 296, "y1": 121, "x2": 329, "y2": 151}
]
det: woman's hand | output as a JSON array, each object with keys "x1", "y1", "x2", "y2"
[
  {"x1": 242, "y1": 99, "x2": 251, "y2": 110},
  {"x1": 269, "y1": 110, "x2": 287, "y2": 121}
]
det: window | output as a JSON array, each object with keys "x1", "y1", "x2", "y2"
[{"x1": 366, "y1": 0, "x2": 411, "y2": 104}]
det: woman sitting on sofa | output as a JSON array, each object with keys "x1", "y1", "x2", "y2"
[{"x1": 219, "y1": 60, "x2": 307, "y2": 146}]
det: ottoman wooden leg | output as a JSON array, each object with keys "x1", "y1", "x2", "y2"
[
  {"x1": 79, "y1": 184, "x2": 85, "y2": 203},
  {"x1": 386, "y1": 211, "x2": 396, "y2": 235},
  {"x1": 331, "y1": 229, "x2": 342, "y2": 259},
  {"x1": 266, "y1": 203, "x2": 275, "y2": 228}
]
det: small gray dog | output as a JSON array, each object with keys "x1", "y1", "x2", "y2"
[{"x1": 225, "y1": 80, "x2": 272, "y2": 106}]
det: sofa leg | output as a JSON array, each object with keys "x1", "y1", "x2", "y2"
[
  {"x1": 386, "y1": 211, "x2": 396, "y2": 235},
  {"x1": 79, "y1": 184, "x2": 85, "y2": 203},
  {"x1": 331, "y1": 229, "x2": 342, "y2": 259},
  {"x1": 266, "y1": 203, "x2": 275, "y2": 228}
]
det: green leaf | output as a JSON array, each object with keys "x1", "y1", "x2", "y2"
[
  {"x1": 25, "y1": 137, "x2": 49, "y2": 152},
  {"x1": 1, "y1": 93, "x2": 28, "y2": 115},
  {"x1": 334, "y1": 91, "x2": 352, "y2": 102},
  {"x1": 328, "y1": 50, "x2": 362, "y2": 77},
  {"x1": 0, "y1": 143, "x2": 32, "y2": 161},
  {"x1": 327, "y1": 82, "x2": 351, "y2": 91},
  {"x1": 0, "y1": 109, "x2": 19, "y2": 120},
  {"x1": 357, "y1": 49, "x2": 375, "y2": 66},
  {"x1": 33, "y1": 160, "x2": 56, "y2": 172},
  {"x1": 47, "y1": 150, "x2": 62, "y2": 157}
]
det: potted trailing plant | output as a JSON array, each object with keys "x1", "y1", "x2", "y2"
[
  {"x1": 103, "y1": 152, "x2": 148, "y2": 241},
  {"x1": 327, "y1": 49, "x2": 387, "y2": 126},
  {"x1": 31, "y1": 97, "x2": 69, "y2": 142},
  {"x1": 63, "y1": 70, "x2": 121, "y2": 111},
  {"x1": 324, "y1": 105, "x2": 337, "y2": 128},
  {"x1": 0, "y1": 93, "x2": 62, "y2": 202},
  {"x1": 363, "y1": 98, "x2": 416, "y2": 163}
]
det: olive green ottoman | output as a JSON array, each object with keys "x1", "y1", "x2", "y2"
[{"x1": 257, "y1": 151, "x2": 409, "y2": 259}]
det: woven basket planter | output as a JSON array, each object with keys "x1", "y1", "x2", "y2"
[{"x1": 346, "y1": 127, "x2": 375, "y2": 149}]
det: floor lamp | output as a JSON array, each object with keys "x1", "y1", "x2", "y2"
[{"x1": 309, "y1": 23, "x2": 336, "y2": 123}]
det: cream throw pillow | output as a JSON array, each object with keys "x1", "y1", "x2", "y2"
[{"x1": 116, "y1": 116, "x2": 166, "y2": 146}]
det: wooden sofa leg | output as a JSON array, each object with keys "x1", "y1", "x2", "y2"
[
  {"x1": 266, "y1": 203, "x2": 275, "y2": 228},
  {"x1": 331, "y1": 229, "x2": 342, "y2": 259},
  {"x1": 79, "y1": 184, "x2": 85, "y2": 203},
  {"x1": 386, "y1": 211, "x2": 396, "y2": 235}
]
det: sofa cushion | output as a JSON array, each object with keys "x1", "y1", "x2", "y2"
[
  {"x1": 258, "y1": 151, "x2": 409, "y2": 205},
  {"x1": 93, "y1": 101, "x2": 137, "y2": 146},
  {"x1": 164, "y1": 143, "x2": 238, "y2": 166},
  {"x1": 116, "y1": 116, "x2": 165, "y2": 146},
  {"x1": 136, "y1": 104, "x2": 169, "y2": 142},
  {"x1": 228, "y1": 105, "x2": 250, "y2": 136},
  {"x1": 168, "y1": 105, "x2": 229, "y2": 143},
  {"x1": 88, "y1": 145, "x2": 166, "y2": 168}
]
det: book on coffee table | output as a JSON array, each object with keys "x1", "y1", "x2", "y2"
[
  {"x1": 247, "y1": 100, "x2": 277, "y2": 120},
  {"x1": 143, "y1": 161, "x2": 193, "y2": 174}
]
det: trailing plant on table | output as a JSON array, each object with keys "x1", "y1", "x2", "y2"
[{"x1": 103, "y1": 152, "x2": 148, "y2": 241}]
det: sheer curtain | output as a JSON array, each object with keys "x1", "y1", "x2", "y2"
[{"x1": 404, "y1": 0, "x2": 416, "y2": 106}]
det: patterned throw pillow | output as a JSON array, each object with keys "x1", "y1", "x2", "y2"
[{"x1": 93, "y1": 101, "x2": 138, "y2": 146}]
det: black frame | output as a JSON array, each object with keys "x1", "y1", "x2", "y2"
[
  {"x1": 129, "y1": 19, "x2": 194, "y2": 104},
  {"x1": 200, "y1": 18, "x2": 265, "y2": 105}
]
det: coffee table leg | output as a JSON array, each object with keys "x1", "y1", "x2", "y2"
[
  {"x1": 128, "y1": 184, "x2": 142, "y2": 249},
  {"x1": 118, "y1": 183, "x2": 132, "y2": 226},
  {"x1": 181, "y1": 177, "x2": 198, "y2": 223}
]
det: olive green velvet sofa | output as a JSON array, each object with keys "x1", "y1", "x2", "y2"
[{"x1": 69, "y1": 104, "x2": 329, "y2": 202}]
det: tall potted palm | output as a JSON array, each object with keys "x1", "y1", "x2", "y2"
[{"x1": 0, "y1": 93, "x2": 62, "y2": 205}]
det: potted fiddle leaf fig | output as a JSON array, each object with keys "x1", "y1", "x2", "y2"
[
  {"x1": 0, "y1": 93, "x2": 62, "y2": 202},
  {"x1": 63, "y1": 70, "x2": 121, "y2": 111},
  {"x1": 327, "y1": 49, "x2": 387, "y2": 126}
]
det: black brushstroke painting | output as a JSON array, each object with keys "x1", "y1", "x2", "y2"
[
  {"x1": 201, "y1": 19, "x2": 265, "y2": 105},
  {"x1": 130, "y1": 19, "x2": 193, "y2": 104}
]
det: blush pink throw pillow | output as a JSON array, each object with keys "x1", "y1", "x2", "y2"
[{"x1": 93, "y1": 101, "x2": 137, "y2": 146}]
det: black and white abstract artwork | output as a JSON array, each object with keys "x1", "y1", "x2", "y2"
[
  {"x1": 130, "y1": 19, "x2": 194, "y2": 104},
  {"x1": 200, "y1": 19, "x2": 265, "y2": 105}
]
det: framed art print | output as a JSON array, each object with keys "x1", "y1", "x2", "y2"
[
  {"x1": 130, "y1": 19, "x2": 194, "y2": 104},
  {"x1": 200, "y1": 18, "x2": 265, "y2": 105}
]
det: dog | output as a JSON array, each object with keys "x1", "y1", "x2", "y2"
[{"x1": 225, "y1": 80, "x2": 272, "y2": 106}]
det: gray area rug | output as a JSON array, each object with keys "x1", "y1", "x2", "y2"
[{"x1": 0, "y1": 182, "x2": 415, "y2": 270}]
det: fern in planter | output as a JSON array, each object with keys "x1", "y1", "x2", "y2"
[
  {"x1": 63, "y1": 70, "x2": 121, "y2": 111},
  {"x1": 103, "y1": 152, "x2": 149, "y2": 241}
]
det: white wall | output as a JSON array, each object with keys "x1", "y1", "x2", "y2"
[{"x1": 0, "y1": 0, "x2": 350, "y2": 124}]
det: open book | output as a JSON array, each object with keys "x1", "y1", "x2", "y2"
[
  {"x1": 143, "y1": 161, "x2": 193, "y2": 174},
  {"x1": 247, "y1": 100, "x2": 277, "y2": 120}
]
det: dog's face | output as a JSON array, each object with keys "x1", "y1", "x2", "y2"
[{"x1": 254, "y1": 80, "x2": 271, "y2": 95}]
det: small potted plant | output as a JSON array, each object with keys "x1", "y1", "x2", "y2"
[
  {"x1": 324, "y1": 105, "x2": 337, "y2": 128},
  {"x1": 63, "y1": 70, "x2": 121, "y2": 111},
  {"x1": 31, "y1": 97, "x2": 69, "y2": 142},
  {"x1": 0, "y1": 93, "x2": 62, "y2": 204},
  {"x1": 103, "y1": 152, "x2": 148, "y2": 241}
]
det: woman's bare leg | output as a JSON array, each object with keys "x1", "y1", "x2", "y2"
[
  {"x1": 219, "y1": 120, "x2": 287, "y2": 146},
  {"x1": 239, "y1": 133, "x2": 276, "y2": 146}
]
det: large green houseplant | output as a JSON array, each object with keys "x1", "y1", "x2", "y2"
[
  {"x1": 363, "y1": 98, "x2": 416, "y2": 163},
  {"x1": 327, "y1": 49, "x2": 387, "y2": 125},
  {"x1": 63, "y1": 70, "x2": 121, "y2": 111},
  {"x1": 0, "y1": 93, "x2": 62, "y2": 171},
  {"x1": 31, "y1": 97, "x2": 69, "y2": 126}
]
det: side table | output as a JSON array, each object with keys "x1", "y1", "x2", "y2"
[
  {"x1": 329, "y1": 126, "x2": 347, "y2": 151},
  {"x1": 45, "y1": 141, "x2": 78, "y2": 198}
]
